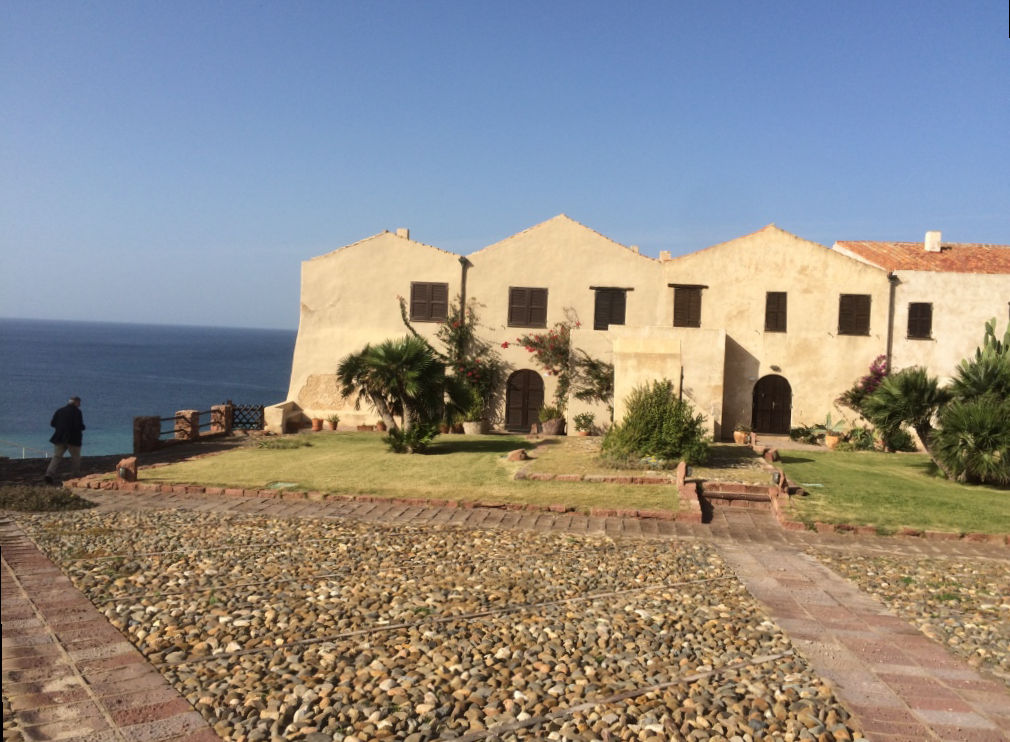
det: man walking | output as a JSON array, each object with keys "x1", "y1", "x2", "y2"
[{"x1": 45, "y1": 396, "x2": 85, "y2": 484}]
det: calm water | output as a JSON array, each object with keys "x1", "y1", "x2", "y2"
[{"x1": 0, "y1": 318, "x2": 296, "y2": 458}]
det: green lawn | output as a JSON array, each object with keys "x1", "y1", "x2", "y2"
[
  {"x1": 141, "y1": 432, "x2": 679, "y2": 513},
  {"x1": 779, "y1": 450, "x2": 1010, "y2": 534}
]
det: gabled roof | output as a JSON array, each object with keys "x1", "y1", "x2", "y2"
[
  {"x1": 468, "y1": 214, "x2": 651, "y2": 259},
  {"x1": 833, "y1": 240, "x2": 1010, "y2": 274},
  {"x1": 308, "y1": 229, "x2": 457, "y2": 262},
  {"x1": 663, "y1": 223, "x2": 834, "y2": 263}
]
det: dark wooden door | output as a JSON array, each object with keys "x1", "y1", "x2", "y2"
[
  {"x1": 506, "y1": 370, "x2": 544, "y2": 431},
  {"x1": 752, "y1": 375, "x2": 792, "y2": 434}
]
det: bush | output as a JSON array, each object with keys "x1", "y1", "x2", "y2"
[
  {"x1": 880, "y1": 426, "x2": 917, "y2": 452},
  {"x1": 789, "y1": 425, "x2": 820, "y2": 444},
  {"x1": 846, "y1": 426, "x2": 876, "y2": 451},
  {"x1": 383, "y1": 424, "x2": 439, "y2": 454},
  {"x1": 931, "y1": 397, "x2": 1010, "y2": 486},
  {"x1": 600, "y1": 380, "x2": 708, "y2": 466}
]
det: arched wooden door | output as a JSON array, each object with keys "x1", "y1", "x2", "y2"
[
  {"x1": 505, "y1": 370, "x2": 544, "y2": 431},
  {"x1": 751, "y1": 375, "x2": 792, "y2": 434}
]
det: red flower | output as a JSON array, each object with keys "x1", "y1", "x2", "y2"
[{"x1": 501, "y1": 341, "x2": 509, "y2": 348}]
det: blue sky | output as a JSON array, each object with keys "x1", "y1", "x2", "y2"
[{"x1": 2, "y1": 1, "x2": 1007, "y2": 330}]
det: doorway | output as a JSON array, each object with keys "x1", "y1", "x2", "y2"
[
  {"x1": 505, "y1": 369, "x2": 544, "y2": 431},
  {"x1": 751, "y1": 374, "x2": 792, "y2": 434}
]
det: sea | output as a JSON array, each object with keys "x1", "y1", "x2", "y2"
[{"x1": 0, "y1": 318, "x2": 297, "y2": 458}]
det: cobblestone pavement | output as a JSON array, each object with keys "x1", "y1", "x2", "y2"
[{"x1": 3, "y1": 489, "x2": 1009, "y2": 741}]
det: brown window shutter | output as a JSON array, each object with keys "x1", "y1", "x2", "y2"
[
  {"x1": 611, "y1": 289, "x2": 626, "y2": 326},
  {"x1": 508, "y1": 288, "x2": 528, "y2": 326},
  {"x1": 430, "y1": 283, "x2": 448, "y2": 322},
  {"x1": 908, "y1": 302, "x2": 932, "y2": 338},
  {"x1": 529, "y1": 289, "x2": 548, "y2": 327},
  {"x1": 674, "y1": 287, "x2": 701, "y2": 328},
  {"x1": 765, "y1": 292, "x2": 787, "y2": 332},
  {"x1": 594, "y1": 290, "x2": 610, "y2": 330},
  {"x1": 839, "y1": 294, "x2": 870, "y2": 335},
  {"x1": 410, "y1": 283, "x2": 430, "y2": 321}
]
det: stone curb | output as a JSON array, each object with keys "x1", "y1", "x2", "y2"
[{"x1": 64, "y1": 462, "x2": 1010, "y2": 545}]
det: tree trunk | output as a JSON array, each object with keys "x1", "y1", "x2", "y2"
[
  {"x1": 369, "y1": 394, "x2": 398, "y2": 432},
  {"x1": 915, "y1": 423, "x2": 956, "y2": 480}
]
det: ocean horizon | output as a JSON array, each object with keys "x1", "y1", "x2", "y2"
[{"x1": 0, "y1": 317, "x2": 296, "y2": 458}]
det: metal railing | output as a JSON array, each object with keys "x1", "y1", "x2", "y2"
[
  {"x1": 0, "y1": 438, "x2": 51, "y2": 459},
  {"x1": 158, "y1": 409, "x2": 215, "y2": 439}
]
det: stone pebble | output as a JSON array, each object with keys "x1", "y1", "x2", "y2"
[{"x1": 19, "y1": 510, "x2": 864, "y2": 740}]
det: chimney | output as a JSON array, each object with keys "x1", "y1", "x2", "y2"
[
  {"x1": 396, "y1": 228, "x2": 410, "y2": 239},
  {"x1": 629, "y1": 245, "x2": 639, "y2": 254},
  {"x1": 924, "y1": 230, "x2": 941, "y2": 252},
  {"x1": 659, "y1": 250, "x2": 672, "y2": 262}
]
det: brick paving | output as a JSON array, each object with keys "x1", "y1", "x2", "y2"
[{"x1": 3, "y1": 490, "x2": 1009, "y2": 741}]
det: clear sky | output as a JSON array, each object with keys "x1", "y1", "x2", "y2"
[{"x1": 2, "y1": 1, "x2": 1007, "y2": 330}]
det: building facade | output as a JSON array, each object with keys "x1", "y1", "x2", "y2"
[{"x1": 269, "y1": 216, "x2": 1009, "y2": 439}]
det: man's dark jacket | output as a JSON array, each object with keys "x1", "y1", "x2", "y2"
[{"x1": 50, "y1": 404, "x2": 85, "y2": 446}]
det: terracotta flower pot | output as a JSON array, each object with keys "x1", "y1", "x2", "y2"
[
  {"x1": 733, "y1": 430, "x2": 748, "y2": 444},
  {"x1": 824, "y1": 433, "x2": 841, "y2": 450},
  {"x1": 311, "y1": 418, "x2": 323, "y2": 432},
  {"x1": 576, "y1": 430, "x2": 590, "y2": 437}
]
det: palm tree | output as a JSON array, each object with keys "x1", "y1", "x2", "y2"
[
  {"x1": 363, "y1": 336, "x2": 446, "y2": 432},
  {"x1": 932, "y1": 397, "x2": 1010, "y2": 485},
  {"x1": 862, "y1": 366, "x2": 953, "y2": 478},
  {"x1": 338, "y1": 336, "x2": 463, "y2": 438},
  {"x1": 336, "y1": 344, "x2": 398, "y2": 431}
]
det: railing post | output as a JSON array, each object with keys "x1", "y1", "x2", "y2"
[
  {"x1": 175, "y1": 410, "x2": 200, "y2": 441},
  {"x1": 211, "y1": 404, "x2": 233, "y2": 434},
  {"x1": 133, "y1": 416, "x2": 161, "y2": 455}
]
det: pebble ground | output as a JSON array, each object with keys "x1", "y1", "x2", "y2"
[{"x1": 4, "y1": 488, "x2": 1010, "y2": 742}]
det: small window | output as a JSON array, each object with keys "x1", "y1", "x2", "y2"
[
  {"x1": 409, "y1": 282, "x2": 448, "y2": 322},
  {"x1": 673, "y1": 286, "x2": 702, "y2": 328},
  {"x1": 593, "y1": 288, "x2": 627, "y2": 330},
  {"x1": 765, "y1": 292, "x2": 787, "y2": 333},
  {"x1": 838, "y1": 294, "x2": 871, "y2": 336},
  {"x1": 508, "y1": 287, "x2": 548, "y2": 328},
  {"x1": 908, "y1": 302, "x2": 933, "y2": 339}
]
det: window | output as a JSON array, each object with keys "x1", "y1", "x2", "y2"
[
  {"x1": 672, "y1": 285, "x2": 703, "y2": 328},
  {"x1": 592, "y1": 288, "x2": 628, "y2": 330},
  {"x1": 838, "y1": 294, "x2": 871, "y2": 336},
  {"x1": 764, "y1": 292, "x2": 787, "y2": 333},
  {"x1": 409, "y1": 282, "x2": 448, "y2": 322},
  {"x1": 907, "y1": 302, "x2": 933, "y2": 339},
  {"x1": 508, "y1": 287, "x2": 548, "y2": 328}
]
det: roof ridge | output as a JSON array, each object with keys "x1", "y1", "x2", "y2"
[
  {"x1": 308, "y1": 229, "x2": 458, "y2": 261},
  {"x1": 468, "y1": 214, "x2": 653, "y2": 259}
]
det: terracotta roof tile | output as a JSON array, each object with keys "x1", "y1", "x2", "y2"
[{"x1": 834, "y1": 240, "x2": 1010, "y2": 274}]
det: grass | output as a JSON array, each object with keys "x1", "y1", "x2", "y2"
[
  {"x1": 140, "y1": 432, "x2": 680, "y2": 513},
  {"x1": 779, "y1": 450, "x2": 1010, "y2": 534}
]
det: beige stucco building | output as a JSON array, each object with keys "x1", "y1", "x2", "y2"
[{"x1": 269, "y1": 216, "x2": 1009, "y2": 439}]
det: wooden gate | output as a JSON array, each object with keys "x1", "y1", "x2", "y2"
[
  {"x1": 751, "y1": 375, "x2": 792, "y2": 434},
  {"x1": 505, "y1": 370, "x2": 544, "y2": 431}
]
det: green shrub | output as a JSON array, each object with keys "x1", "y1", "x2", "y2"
[
  {"x1": 789, "y1": 425, "x2": 820, "y2": 444},
  {"x1": 383, "y1": 424, "x2": 439, "y2": 454},
  {"x1": 931, "y1": 397, "x2": 1010, "y2": 486},
  {"x1": 846, "y1": 426, "x2": 876, "y2": 451},
  {"x1": 538, "y1": 405, "x2": 563, "y2": 422},
  {"x1": 880, "y1": 426, "x2": 917, "y2": 452},
  {"x1": 600, "y1": 380, "x2": 708, "y2": 466}
]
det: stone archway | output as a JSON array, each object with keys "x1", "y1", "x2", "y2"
[
  {"x1": 505, "y1": 370, "x2": 544, "y2": 432},
  {"x1": 751, "y1": 374, "x2": 792, "y2": 434}
]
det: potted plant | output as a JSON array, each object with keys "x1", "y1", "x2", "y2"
[
  {"x1": 311, "y1": 417, "x2": 324, "y2": 432},
  {"x1": 573, "y1": 412, "x2": 595, "y2": 436},
  {"x1": 326, "y1": 414, "x2": 340, "y2": 431},
  {"x1": 356, "y1": 423, "x2": 375, "y2": 431},
  {"x1": 733, "y1": 423, "x2": 752, "y2": 445},
  {"x1": 812, "y1": 413, "x2": 846, "y2": 449},
  {"x1": 461, "y1": 395, "x2": 486, "y2": 435},
  {"x1": 539, "y1": 405, "x2": 565, "y2": 435},
  {"x1": 375, "y1": 420, "x2": 387, "y2": 432}
]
